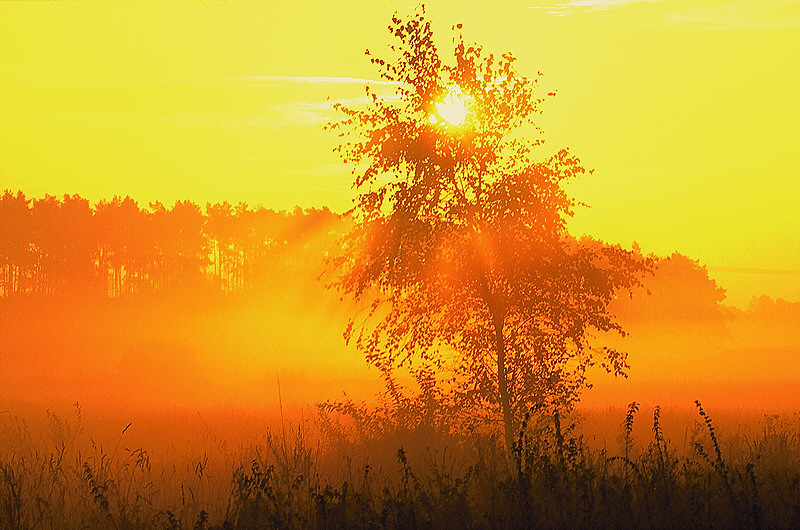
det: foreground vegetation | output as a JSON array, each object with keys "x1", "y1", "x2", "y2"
[{"x1": 2, "y1": 402, "x2": 800, "y2": 529}]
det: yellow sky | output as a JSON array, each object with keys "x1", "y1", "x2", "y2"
[{"x1": 1, "y1": 0, "x2": 798, "y2": 307}]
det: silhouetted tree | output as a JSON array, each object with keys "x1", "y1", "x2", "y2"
[
  {"x1": 206, "y1": 201, "x2": 241, "y2": 293},
  {"x1": 30, "y1": 194, "x2": 63, "y2": 294},
  {"x1": 150, "y1": 200, "x2": 208, "y2": 290},
  {"x1": 60, "y1": 194, "x2": 95, "y2": 293},
  {"x1": 94, "y1": 196, "x2": 147, "y2": 297},
  {"x1": 612, "y1": 253, "x2": 726, "y2": 324},
  {"x1": 0, "y1": 190, "x2": 33, "y2": 296},
  {"x1": 247, "y1": 206, "x2": 285, "y2": 282},
  {"x1": 327, "y1": 8, "x2": 651, "y2": 453}
]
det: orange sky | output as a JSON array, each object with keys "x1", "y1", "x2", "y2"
[{"x1": 1, "y1": 1, "x2": 798, "y2": 307}]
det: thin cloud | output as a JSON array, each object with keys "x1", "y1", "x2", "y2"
[
  {"x1": 277, "y1": 95, "x2": 398, "y2": 113},
  {"x1": 529, "y1": 0, "x2": 659, "y2": 12},
  {"x1": 28, "y1": 94, "x2": 396, "y2": 132},
  {"x1": 657, "y1": 1, "x2": 800, "y2": 30},
  {"x1": 276, "y1": 162, "x2": 354, "y2": 179},
  {"x1": 563, "y1": 0, "x2": 656, "y2": 8},
  {"x1": 529, "y1": 0, "x2": 800, "y2": 30},
  {"x1": 241, "y1": 76, "x2": 399, "y2": 86},
  {"x1": 2, "y1": 75, "x2": 398, "y2": 91},
  {"x1": 708, "y1": 267, "x2": 800, "y2": 276},
  {"x1": 269, "y1": 93, "x2": 402, "y2": 129}
]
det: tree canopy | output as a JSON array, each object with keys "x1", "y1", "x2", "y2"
[{"x1": 327, "y1": 7, "x2": 652, "y2": 453}]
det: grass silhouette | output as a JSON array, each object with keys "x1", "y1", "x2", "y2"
[{"x1": 3, "y1": 401, "x2": 800, "y2": 528}]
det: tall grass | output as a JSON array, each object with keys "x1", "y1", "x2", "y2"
[{"x1": 3, "y1": 402, "x2": 800, "y2": 528}]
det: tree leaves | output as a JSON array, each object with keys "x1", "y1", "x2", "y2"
[{"x1": 328, "y1": 7, "x2": 653, "y2": 441}]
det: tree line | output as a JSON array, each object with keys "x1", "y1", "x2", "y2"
[{"x1": 0, "y1": 190, "x2": 342, "y2": 298}]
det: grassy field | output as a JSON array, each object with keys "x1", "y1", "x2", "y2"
[{"x1": 2, "y1": 401, "x2": 800, "y2": 529}]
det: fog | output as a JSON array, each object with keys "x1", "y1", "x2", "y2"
[
  {"x1": 1, "y1": 194, "x2": 799, "y2": 450},
  {"x1": 3, "y1": 247, "x2": 798, "y2": 420}
]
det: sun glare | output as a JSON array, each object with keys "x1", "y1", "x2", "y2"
[{"x1": 431, "y1": 86, "x2": 471, "y2": 127}]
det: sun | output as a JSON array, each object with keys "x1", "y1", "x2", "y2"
[{"x1": 430, "y1": 86, "x2": 471, "y2": 127}]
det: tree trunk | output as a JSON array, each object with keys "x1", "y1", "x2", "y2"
[
  {"x1": 478, "y1": 266, "x2": 516, "y2": 458},
  {"x1": 491, "y1": 308, "x2": 515, "y2": 457}
]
